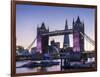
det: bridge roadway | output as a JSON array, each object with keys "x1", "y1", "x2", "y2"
[{"x1": 42, "y1": 29, "x2": 73, "y2": 36}]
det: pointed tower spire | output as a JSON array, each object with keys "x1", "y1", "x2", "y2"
[
  {"x1": 73, "y1": 18, "x2": 74, "y2": 25},
  {"x1": 76, "y1": 16, "x2": 81, "y2": 23},
  {"x1": 65, "y1": 19, "x2": 68, "y2": 30},
  {"x1": 63, "y1": 19, "x2": 69, "y2": 48},
  {"x1": 65, "y1": 19, "x2": 67, "y2": 25},
  {"x1": 83, "y1": 20, "x2": 84, "y2": 26},
  {"x1": 41, "y1": 22, "x2": 46, "y2": 29}
]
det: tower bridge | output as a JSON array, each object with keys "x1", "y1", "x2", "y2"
[
  {"x1": 17, "y1": 16, "x2": 96, "y2": 69},
  {"x1": 41, "y1": 29, "x2": 73, "y2": 36},
  {"x1": 36, "y1": 16, "x2": 85, "y2": 53},
  {"x1": 27, "y1": 16, "x2": 95, "y2": 55}
]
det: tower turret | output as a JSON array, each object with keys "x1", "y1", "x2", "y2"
[
  {"x1": 73, "y1": 16, "x2": 84, "y2": 52},
  {"x1": 37, "y1": 22, "x2": 49, "y2": 53}
]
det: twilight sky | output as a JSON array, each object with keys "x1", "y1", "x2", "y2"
[{"x1": 16, "y1": 4, "x2": 95, "y2": 51}]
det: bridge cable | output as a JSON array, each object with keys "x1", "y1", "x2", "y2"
[
  {"x1": 27, "y1": 36, "x2": 37, "y2": 50},
  {"x1": 80, "y1": 32, "x2": 95, "y2": 46}
]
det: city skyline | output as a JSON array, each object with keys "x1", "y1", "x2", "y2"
[{"x1": 16, "y1": 4, "x2": 95, "y2": 51}]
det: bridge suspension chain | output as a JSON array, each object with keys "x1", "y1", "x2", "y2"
[
  {"x1": 80, "y1": 32, "x2": 95, "y2": 46},
  {"x1": 27, "y1": 36, "x2": 37, "y2": 50}
]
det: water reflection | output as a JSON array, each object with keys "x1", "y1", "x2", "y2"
[{"x1": 16, "y1": 60, "x2": 61, "y2": 73}]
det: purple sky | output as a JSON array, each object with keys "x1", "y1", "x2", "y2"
[{"x1": 16, "y1": 4, "x2": 95, "y2": 50}]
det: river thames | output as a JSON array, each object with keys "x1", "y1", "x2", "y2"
[{"x1": 16, "y1": 59, "x2": 61, "y2": 73}]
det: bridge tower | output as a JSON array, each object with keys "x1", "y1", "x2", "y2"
[
  {"x1": 37, "y1": 22, "x2": 49, "y2": 53},
  {"x1": 63, "y1": 19, "x2": 70, "y2": 49},
  {"x1": 73, "y1": 16, "x2": 84, "y2": 52}
]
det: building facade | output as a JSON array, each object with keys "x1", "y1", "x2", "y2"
[
  {"x1": 73, "y1": 16, "x2": 84, "y2": 52},
  {"x1": 37, "y1": 22, "x2": 49, "y2": 53},
  {"x1": 63, "y1": 19, "x2": 70, "y2": 49}
]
